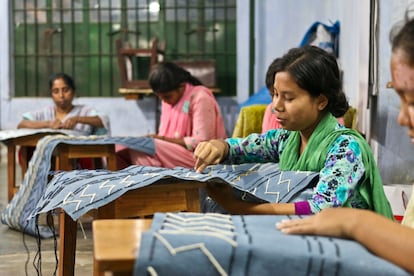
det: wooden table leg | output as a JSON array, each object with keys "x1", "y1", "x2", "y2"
[
  {"x1": 7, "y1": 144, "x2": 16, "y2": 202},
  {"x1": 20, "y1": 146, "x2": 28, "y2": 179},
  {"x1": 106, "y1": 152, "x2": 117, "y2": 171},
  {"x1": 55, "y1": 143, "x2": 117, "y2": 276},
  {"x1": 186, "y1": 188, "x2": 201, "y2": 212},
  {"x1": 56, "y1": 145, "x2": 76, "y2": 276},
  {"x1": 59, "y1": 210, "x2": 78, "y2": 276},
  {"x1": 93, "y1": 260, "x2": 104, "y2": 276}
]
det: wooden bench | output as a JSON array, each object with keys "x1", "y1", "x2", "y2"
[{"x1": 92, "y1": 219, "x2": 152, "y2": 276}]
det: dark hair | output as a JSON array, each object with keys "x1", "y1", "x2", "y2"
[
  {"x1": 390, "y1": 18, "x2": 414, "y2": 65},
  {"x1": 275, "y1": 45, "x2": 349, "y2": 117},
  {"x1": 265, "y1": 58, "x2": 281, "y2": 92},
  {"x1": 48, "y1": 72, "x2": 76, "y2": 92},
  {"x1": 148, "y1": 61, "x2": 202, "y2": 93}
]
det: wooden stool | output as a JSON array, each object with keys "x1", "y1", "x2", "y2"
[{"x1": 92, "y1": 219, "x2": 152, "y2": 276}]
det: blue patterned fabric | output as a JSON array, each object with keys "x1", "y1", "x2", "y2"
[
  {"x1": 1, "y1": 133, "x2": 155, "y2": 237},
  {"x1": 28, "y1": 163, "x2": 318, "y2": 237},
  {"x1": 30, "y1": 164, "x2": 318, "y2": 222},
  {"x1": 134, "y1": 212, "x2": 410, "y2": 276}
]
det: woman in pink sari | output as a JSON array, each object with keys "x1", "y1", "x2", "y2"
[{"x1": 116, "y1": 61, "x2": 227, "y2": 169}]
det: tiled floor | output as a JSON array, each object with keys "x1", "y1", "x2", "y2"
[{"x1": 0, "y1": 145, "x2": 94, "y2": 275}]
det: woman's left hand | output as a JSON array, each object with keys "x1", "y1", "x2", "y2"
[{"x1": 61, "y1": 117, "x2": 78, "y2": 129}]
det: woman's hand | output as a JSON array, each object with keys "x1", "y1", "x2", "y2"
[
  {"x1": 61, "y1": 117, "x2": 78, "y2": 129},
  {"x1": 276, "y1": 208, "x2": 359, "y2": 238},
  {"x1": 49, "y1": 119, "x2": 63, "y2": 129},
  {"x1": 193, "y1": 139, "x2": 229, "y2": 173}
]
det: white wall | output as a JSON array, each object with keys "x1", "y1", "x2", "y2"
[
  {"x1": 0, "y1": 1, "x2": 10, "y2": 131},
  {"x1": 237, "y1": 0, "x2": 371, "y2": 112},
  {"x1": 236, "y1": 0, "x2": 251, "y2": 104}
]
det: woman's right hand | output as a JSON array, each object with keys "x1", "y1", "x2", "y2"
[
  {"x1": 193, "y1": 139, "x2": 229, "y2": 173},
  {"x1": 276, "y1": 208, "x2": 361, "y2": 238},
  {"x1": 49, "y1": 119, "x2": 63, "y2": 129}
]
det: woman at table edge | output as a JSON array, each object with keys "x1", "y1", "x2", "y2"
[
  {"x1": 277, "y1": 17, "x2": 414, "y2": 274},
  {"x1": 17, "y1": 72, "x2": 109, "y2": 135},
  {"x1": 194, "y1": 45, "x2": 393, "y2": 220}
]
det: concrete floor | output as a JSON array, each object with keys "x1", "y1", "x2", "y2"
[{"x1": 0, "y1": 145, "x2": 94, "y2": 275}]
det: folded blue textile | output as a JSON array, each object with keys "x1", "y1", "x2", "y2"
[
  {"x1": 1, "y1": 134, "x2": 155, "y2": 238},
  {"x1": 134, "y1": 212, "x2": 410, "y2": 276},
  {"x1": 29, "y1": 163, "x2": 318, "y2": 225}
]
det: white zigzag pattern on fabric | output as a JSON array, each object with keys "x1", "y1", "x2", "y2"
[
  {"x1": 154, "y1": 232, "x2": 228, "y2": 276},
  {"x1": 79, "y1": 185, "x2": 96, "y2": 204},
  {"x1": 62, "y1": 192, "x2": 82, "y2": 210},
  {"x1": 120, "y1": 175, "x2": 135, "y2": 187},
  {"x1": 151, "y1": 213, "x2": 236, "y2": 276},
  {"x1": 99, "y1": 179, "x2": 116, "y2": 195}
]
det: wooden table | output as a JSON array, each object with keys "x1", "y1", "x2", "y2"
[
  {"x1": 2, "y1": 132, "x2": 122, "y2": 276},
  {"x1": 5, "y1": 138, "x2": 118, "y2": 275},
  {"x1": 3, "y1": 131, "x2": 205, "y2": 276},
  {"x1": 59, "y1": 180, "x2": 206, "y2": 276},
  {"x1": 92, "y1": 219, "x2": 152, "y2": 276},
  {"x1": 4, "y1": 132, "x2": 117, "y2": 202},
  {"x1": 5, "y1": 132, "x2": 56, "y2": 201}
]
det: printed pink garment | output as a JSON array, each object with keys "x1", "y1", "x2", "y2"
[{"x1": 117, "y1": 83, "x2": 227, "y2": 169}]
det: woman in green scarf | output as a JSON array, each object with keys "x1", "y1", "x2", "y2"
[
  {"x1": 194, "y1": 45, "x2": 393, "y2": 219},
  {"x1": 277, "y1": 17, "x2": 414, "y2": 274}
]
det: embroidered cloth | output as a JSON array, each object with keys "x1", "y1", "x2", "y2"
[
  {"x1": 30, "y1": 163, "x2": 318, "y2": 226},
  {"x1": 1, "y1": 133, "x2": 154, "y2": 237},
  {"x1": 134, "y1": 212, "x2": 410, "y2": 276}
]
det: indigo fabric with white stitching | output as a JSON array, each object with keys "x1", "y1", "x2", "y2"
[
  {"x1": 134, "y1": 212, "x2": 410, "y2": 276},
  {"x1": 1, "y1": 132, "x2": 155, "y2": 237},
  {"x1": 30, "y1": 164, "x2": 318, "y2": 224}
]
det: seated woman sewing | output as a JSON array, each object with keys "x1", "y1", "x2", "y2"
[
  {"x1": 116, "y1": 61, "x2": 227, "y2": 169},
  {"x1": 194, "y1": 46, "x2": 393, "y2": 219},
  {"x1": 17, "y1": 72, "x2": 110, "y2": 168},
  {"x1": 17, "y1": 72, "x2": 109, "y2": 134}
]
